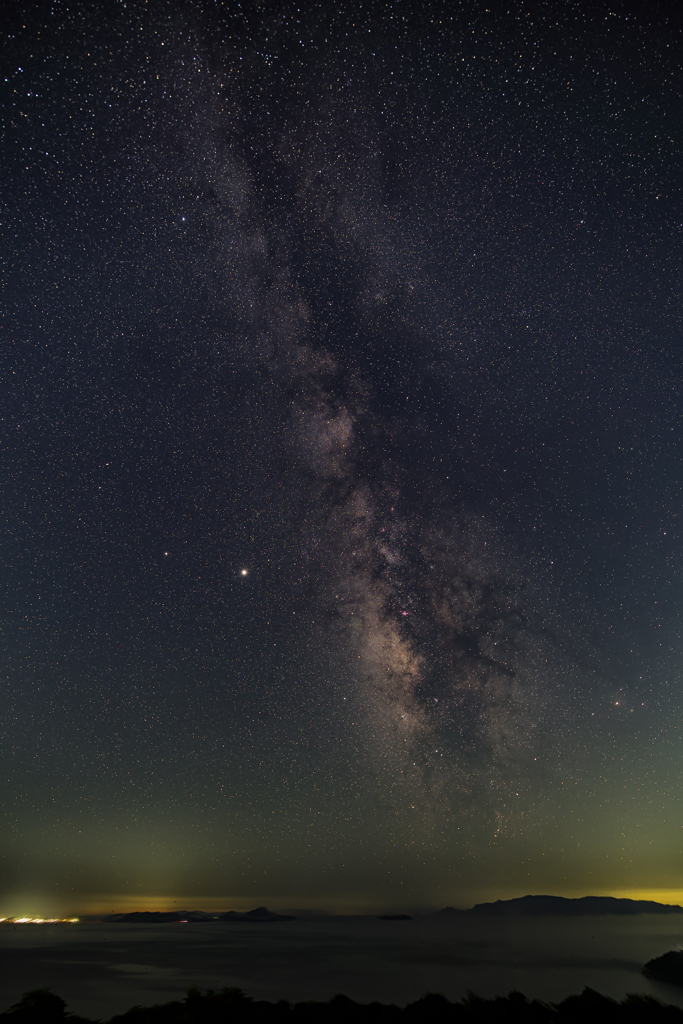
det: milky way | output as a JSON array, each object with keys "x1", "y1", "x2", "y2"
[{"x1": 171, "y1": 30, "x2": 575, "y2": 822}]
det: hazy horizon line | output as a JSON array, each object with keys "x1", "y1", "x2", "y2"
[{"x1": 4, "y1": 889, "x2": 683, "y2": 920}]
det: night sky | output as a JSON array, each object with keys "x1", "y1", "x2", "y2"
[{"x1": 2, "y1": 0, "x2": 682, "y2": 918}]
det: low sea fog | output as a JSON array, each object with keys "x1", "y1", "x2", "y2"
[{"x1": 1, "y1": 915, "x2": 682, "y2": 1021}]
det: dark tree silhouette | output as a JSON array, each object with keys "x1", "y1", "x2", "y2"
[{"x1": 3, "y1": 984, "x2": 683, "y2": 1024}]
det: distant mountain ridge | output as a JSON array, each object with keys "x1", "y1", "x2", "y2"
[
  {"x1": 102, "y1": 907, "x2": 294, "y2": 923},
  {"x1": 101, "y1": 896, "x2": 683, "y2": 924},
  {"x1": 437, "y1": 895, "x2": 683, "y2": 917},
  {"x1": 102, "y1": 911, "x2": 203, "y2": 923}
]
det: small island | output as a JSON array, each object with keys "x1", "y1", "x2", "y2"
[{"x1": 643, "y1": 950, "x2": 683, "y2": 987}]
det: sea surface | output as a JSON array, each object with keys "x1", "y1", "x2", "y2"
[{"x1": 1, "y1": 915, "x2": 683, "y2": 1020}]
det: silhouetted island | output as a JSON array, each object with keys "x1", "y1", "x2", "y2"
[
  {"x1": 437, "y1": 895, "x2": 683, "y2": 917},
  {"x1": 643, "y1": 950, "x2": 683, "y2": 987},
  {"x1": 102, "y1": 907, "x2": 294, "y2": 924},
  {"x1": 102, "y1": 911, "x2": 215, "y2": 923},
  {"x1": 378, "y1": 914, "x2": 413, "y2": 920}
]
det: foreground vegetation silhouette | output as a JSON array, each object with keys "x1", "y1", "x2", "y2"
[{"x1": 2, "y1": 986, "x2": 683, "y2": 1024}]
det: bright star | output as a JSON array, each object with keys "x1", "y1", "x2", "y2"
[{"x1": 240, "y1": 569, "x2": 248, "y2": 576}]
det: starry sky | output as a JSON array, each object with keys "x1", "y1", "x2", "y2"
[{"x1": 1, "y1": 0, "x2": 682, "y2": 918}]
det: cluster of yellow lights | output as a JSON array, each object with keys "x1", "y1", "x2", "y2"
[{"x1": 0, "y1": 917, "x2": 79, "y2": 924}]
